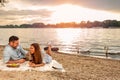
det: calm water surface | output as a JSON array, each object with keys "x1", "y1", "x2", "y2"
[{"x1": 0, "y1": 28, "x2": 120, "y2": 60}]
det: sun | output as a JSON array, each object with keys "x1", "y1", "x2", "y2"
[
  {"x1": 49, "y1": 4, "x2": 85, "y2": 23},
  {"x1": 48, "y1": 4, "x2": 120, "y2": 24}
]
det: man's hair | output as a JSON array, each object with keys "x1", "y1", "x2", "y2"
[{"x1": 9, "y1": 36, "x2": 19, "y2": 42}]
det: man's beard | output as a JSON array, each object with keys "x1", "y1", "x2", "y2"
[{"x1": 12, "y1": 46, "x2": 17, "y2": 49}]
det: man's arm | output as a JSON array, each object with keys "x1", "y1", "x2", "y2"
[
  {"x1": 3, "y1": 49, "x2": 11, "y2": 63},
  {"x1": 6, "y1": 59, "x2": 25, "y2": 64},
  {"x1": 19, "y1": 45, "x2": 28, "y2": 55},
  {"x1": 3, "y1": 46, "x2": 26, "y2": 64}
]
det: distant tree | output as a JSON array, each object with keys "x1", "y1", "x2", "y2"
[
  {"x1": 103, "y1": 20, "x2": 111, "y2": 28},
  {"x1": 0, "y1": 19, "x2": 120, "y2": 28},
  {"x1": 118, "y1": 21, "x2": 120, "y2": 26},
  {"x1": 111, "y1": 20, "x2": 119, "y2": 27},
  {"x1": 86, "y1": 21, "x2": 92, "y2": 28},
  {"x1": 32, "y1": 23, "x2": 45, "y2": 28},
  {"x1": 20, "y1": 24, "x2": 32, "y2": 28},
  {"x1": 103, "y1": 20, "x2": 120, "y2": 28},
  {"x1": 79, "y1": 21, "x2": 86, "y2": 28}
]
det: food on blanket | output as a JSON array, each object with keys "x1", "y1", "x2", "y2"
[{"x1": 6, "y1": 63, "x2": 20, "y2": 68}]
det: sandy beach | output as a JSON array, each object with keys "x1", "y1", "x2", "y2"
[{"x1": 0, "y1": 46, "x2": 120, "y2": 80}]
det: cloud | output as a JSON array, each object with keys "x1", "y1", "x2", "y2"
[
  {"x1": 0, "y1": 0, "x2": 120, "y2": 25},
  {"x1": 0, "y1": 9, "x2": 53, "y2": 25},
  {"x1": 22, "y1": 0, "x2": 68, "y2": 6},
  {"x1": 2, "y1": 0, "x2": 120, "y2": 13},
  {"x1": 71, "y1": 0, "x2": 120, "y2": 13},
  {"x1": 0, "y1": 9, "x2": 52, "y2": 16},
  {"x1": 18, "y1": 0, "x2": 120, "y2": 13},
  {"x1": 0, "y1": 15, "x2": 51, "y2": 25}
]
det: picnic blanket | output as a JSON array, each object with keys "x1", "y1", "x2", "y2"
[{"x1": 0, "y1": 60, "x2": 65, "y2": 72}]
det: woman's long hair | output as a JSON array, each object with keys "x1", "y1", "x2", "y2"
[{"x1": 31, "y1": 43, "x2": 42, "y2": 64}]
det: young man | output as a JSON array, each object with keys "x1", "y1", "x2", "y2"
[{"x1": 3, "y1": 36, "x2": 28, "y2": 64}]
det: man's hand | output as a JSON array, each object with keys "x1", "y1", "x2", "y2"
[{"x1": 17, "y1": 59, "x2": 25, "y2": 63}]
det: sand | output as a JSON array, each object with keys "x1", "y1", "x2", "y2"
[{"x1": 0, "y1": 47, "x2": 120, "y2": 80}]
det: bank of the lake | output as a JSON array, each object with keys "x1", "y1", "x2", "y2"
[{"x1": 0, "y1": 46, "x2": 120, "y2": 80}]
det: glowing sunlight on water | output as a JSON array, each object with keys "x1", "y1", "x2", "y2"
[{"x1": 56, "y1": 28, "x2": 82, "y2": 45}]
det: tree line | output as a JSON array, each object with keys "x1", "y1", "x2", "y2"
[{"x1": 0, "y1": 20, "x2": 120, "y2": 28}]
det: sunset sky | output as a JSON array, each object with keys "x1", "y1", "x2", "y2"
[{"x1": 0, "y1": 0, "x2": 120, "y2": 25}]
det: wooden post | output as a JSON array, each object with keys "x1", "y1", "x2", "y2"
[
  {"x1": 77, "y1": 47, "x2": 80, "y2": 54},
  {"x1": 77, "y1": 51, "x2": 80, "y2": 54},
  {"x1": 104, "y1": 46, "x2": 109, "y2": 58}
]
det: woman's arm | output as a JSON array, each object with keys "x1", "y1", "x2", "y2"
[
  {"x1": 29, "y1": 62, "x2": 45, "y2": 67},
  {"x1": 48, "y1": 45, "x2": 52, "y2": 56},
  {"x1": 34, "y1": 63, "x2": 45, "y2": 67}
]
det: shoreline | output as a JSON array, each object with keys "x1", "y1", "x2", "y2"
[
  {"x1": 0, "y1": 47, "x2": 120, "y2": 80},
  {"x1": 1, "y1": 45, "x2": 120, "y2": 61},
  {"x1": 57, "y1": 51, "x2": 120, "y2": 61}
]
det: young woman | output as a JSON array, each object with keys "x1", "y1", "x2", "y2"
[
  {"x1": 29, "y1": 43, "x2": 52, "y2": 67},
  {"x1": 29, "y1": 43, "x2": 45, "y2": 67}
]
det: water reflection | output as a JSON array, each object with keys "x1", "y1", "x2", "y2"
[
  {"x1": 0, "y1": 28, "x2": 120, "y2": 60},
  {"x1": 56, "y1": 28, "x2": 82, "y2": 45}
]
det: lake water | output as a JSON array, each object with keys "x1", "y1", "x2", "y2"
[{"x1": 0, "y1": 28, "x2": 120, "y2": 60}]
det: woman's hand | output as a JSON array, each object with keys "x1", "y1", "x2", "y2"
[
  {"x1": 29, "y1": 62, "x2": 36, "y2": 67},
  {"x1": 29, "y1": 61, "x2": 45, "y2": 68},
  {"x1": 29, "y1": 62, "x2": 45, "y2": 67}
]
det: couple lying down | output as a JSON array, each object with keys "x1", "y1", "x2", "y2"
[{"x1": 3, "y1": 36, "x2": 52, "y2": 67}]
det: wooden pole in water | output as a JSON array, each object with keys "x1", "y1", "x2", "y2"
[
  {"x1": 77, "y1": 47, "x2": 80, "y2": 54},
  {"x1": 104, "y1": 46, "x2": 109, "y2": 58}
]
